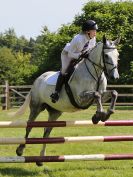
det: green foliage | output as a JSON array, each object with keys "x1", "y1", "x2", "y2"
[
  {"x1": 13, "y1": 52, "x2": 37, "y2": 84},
  {"x1": 31, "y1": 27, "x2": 73, "y2": 76},
  {"x1": 0, "y1": 28, "x2": 37, "y2": 84},
  {"x1": 0, "y1": 28, "x2": 17, "y2": 48},
  {"x1": 0, "y1": 47, "x2": 37, "y2": 85},
  {"x1": 0, "y1": 47, "x2": 16, "y2": 84},
  {"x1": 58, "y1": 24, "x2": 80, "y2": 37}
]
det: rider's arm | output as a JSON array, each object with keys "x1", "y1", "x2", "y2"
[{"x1": 67, "y1": 35, "x2": 84, "y2": 59}]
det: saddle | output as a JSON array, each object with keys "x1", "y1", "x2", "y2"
[{"x1": 46, "y1": 60, "x2": 77, "y2": 86}]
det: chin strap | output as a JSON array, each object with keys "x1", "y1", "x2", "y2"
[{"x1": 87, "y1": 32, "x2": 93, "y2": 39}]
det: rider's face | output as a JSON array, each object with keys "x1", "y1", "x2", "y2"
[{"x1": 87, "y1": 30, "x2": 96, "y2": 39}]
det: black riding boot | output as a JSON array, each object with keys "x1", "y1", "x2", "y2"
[{"x1": 50, "y1": 73, "x2": 65, "y2": 103}]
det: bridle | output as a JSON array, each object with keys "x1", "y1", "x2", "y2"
[
  {"x1": 84, "y1": 43, "x2": 118, "y2": 90},
  {"x1": 102, "y1": 45, "x2": 118, "y2": 79}
]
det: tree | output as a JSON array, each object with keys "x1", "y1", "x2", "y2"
[
  {"x1": 0, "y1": 47, "x2": 37, "y2": 85},
  {"x1": 0, "y1": 28, "x2": 17, "y2": 48},
  {"x1": 13, "y1": 52, "x2": 37, "y2": 84},
  {"x1": 0, "y1": 47, "x2": 17, "y2": 84}
]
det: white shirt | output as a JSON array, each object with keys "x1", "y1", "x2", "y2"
[{"x1": 64, "y1": 33, "x2": 96, "y2": 59}]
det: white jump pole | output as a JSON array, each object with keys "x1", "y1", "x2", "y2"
[
  {"x1": 0, "y1": 135, "x2": 133, "y2": 144},
  {"x1": 1, "y1": 154, "x2": 133, "y2": 163},
  {"x1": 0, "y1": 120, "x2": 133, "y2": 128}
]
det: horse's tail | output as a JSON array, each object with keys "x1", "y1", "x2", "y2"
[{"x1": 9, "y1": 91, "x2": 31, "y2": 118}]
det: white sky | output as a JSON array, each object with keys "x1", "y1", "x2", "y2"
[{"x1": 0, "y1": 0, "x2": 89, "y2": 39}]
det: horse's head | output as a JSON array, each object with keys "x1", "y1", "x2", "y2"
[{"x1": 102, "y1": 35, "x2": 120, "y2": 80}]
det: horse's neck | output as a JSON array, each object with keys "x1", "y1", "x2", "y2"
[
  {"x1": 89, "y1": 43, "x2": 103, "y2": 67},
  {"x1": 82, "y1": 43, "x2": 103, "y2": 77}
]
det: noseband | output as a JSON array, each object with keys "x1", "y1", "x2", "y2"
[{"x1": 102, "y1": 45, "x2": 118, "y2": 78}]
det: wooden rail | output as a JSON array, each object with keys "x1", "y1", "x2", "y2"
[{"x1": 0, "y1": 81, "x2": 133, "y2": 109}]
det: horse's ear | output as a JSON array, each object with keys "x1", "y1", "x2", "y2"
[
  {"x1": 103, "y1": 35, "x2": 107, "y2": 45},
  {"x1": 113, "y1": 36, "x2": 121, "y2": 46}
]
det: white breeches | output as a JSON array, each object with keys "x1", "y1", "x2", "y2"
[{"x1": 61, "y1": 50, "x2": 73, "y2": 74}]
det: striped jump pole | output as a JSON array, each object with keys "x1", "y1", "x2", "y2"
[
  {"x1": 1, "y1": 135, "x2": 133, "y2": 144},
  {"x1": 1, "y1": 154, "x2": 133, "y2": 163},
  {"x1": 0, "y1": 120, "x2": 133, "y2": 128}
]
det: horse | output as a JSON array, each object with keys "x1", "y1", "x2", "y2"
[{"x1": 14, "y1": 35, "x2": 120, "y2": 166}]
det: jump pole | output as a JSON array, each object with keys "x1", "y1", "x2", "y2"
[
  {"x1": 1, "y1": 120, "x2": 133, "y2": 128},
  {"x1": 1, "y1": 154, "x2": 133, "y2": 163},
  {"x1": 1, "y1": 135, "x2": 133, "y2": 144}
]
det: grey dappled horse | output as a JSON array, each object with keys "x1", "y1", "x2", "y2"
[{"x1": 15, "y1": 36, "x2": 120, "y2": 166}]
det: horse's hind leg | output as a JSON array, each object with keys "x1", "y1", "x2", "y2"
[
  {"x1": 36, "y1": 106, "x2": 62, "y2": 166},
  {"x1": 16, "y1": 101, "x2": 46, "y2": 156}
]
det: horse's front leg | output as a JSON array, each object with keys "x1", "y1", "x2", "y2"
[
  {"x1": 91, "y1": 91, "x2": 107, "y2": 124},
  {"x1": 100, "y1": 90, "x2": 118, "y2": 122},
  {"x1": 79, "y1": 91, "x2": 105, "y2": 124}
]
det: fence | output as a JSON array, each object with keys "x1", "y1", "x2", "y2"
[
  {"x1": 1, "y1": 119, "x2": 133, "y2": 163},
  {"x1": 0, "y1": 81, "x2": 31, "y2": 110},
  {"x1": 0, "y1": 81, "x2": 133, "y2": 110}
]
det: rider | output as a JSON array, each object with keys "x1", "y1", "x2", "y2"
[{"x1": 50, "y1": 19, "x2": 98, "y2": 103}]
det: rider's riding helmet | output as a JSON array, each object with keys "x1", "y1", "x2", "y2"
[{"x1": 82, "y1": 20, "x2": 98, "y2": 31}]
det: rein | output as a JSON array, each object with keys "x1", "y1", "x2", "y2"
[
  {"x1": 84, "y1": 58, "x2": 103, "y2": 82},
  {"x1": 84, "y1": 44, "x2": 117, "y2": 90}
]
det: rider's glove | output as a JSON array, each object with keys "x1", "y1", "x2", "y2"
[{"x1": 80, "y1": 51, "x2": 89, "y2": 59}]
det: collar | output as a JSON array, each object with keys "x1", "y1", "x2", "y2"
[{"x1": 85, "y1": 33, "x2": 91, "y2": 40}]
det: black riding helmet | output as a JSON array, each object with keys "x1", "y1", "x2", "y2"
[{"x1": 82, "y1": 20, "x2": 98, "y2": 31}]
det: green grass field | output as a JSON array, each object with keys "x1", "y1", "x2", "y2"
[{"x1": 0, "y1": 106, "x2": 133, "y2": 177}]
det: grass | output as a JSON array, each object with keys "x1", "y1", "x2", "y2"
[{"x1": 0, "y1": 106, "x2": 132, "y2": 177}]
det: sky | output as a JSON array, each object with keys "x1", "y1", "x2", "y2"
[{"x1": 0, "y1": 0, "x2": 89, "y2": 39}]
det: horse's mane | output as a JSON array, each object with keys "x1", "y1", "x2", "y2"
[
  {"x1": 89, "y1": 39, "x2": 116, "y2": 55},
  {"x1": 88, "y1": 41, "x2": 103, "y2": 56}
]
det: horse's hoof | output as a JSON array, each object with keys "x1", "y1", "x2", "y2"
[
  {"x1": 95, "y1": 111, "x2": 107, "y2": 122},
  {"x1": 16, "y1": 148, "x2": 23, "y2": 156},
  {"x1": 92, "y1": 114, "x2": 100, "y2": 124},
  {"x1": 100, "y1": 112, "x2": 110, "y2": 122},
  {"x1": 36, "y1": 162, "x2": 43, "y2": 167}
]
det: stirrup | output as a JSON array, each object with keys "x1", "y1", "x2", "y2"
[{"x1": 50, "y1": 92, "x2": 59, "y2": 103}]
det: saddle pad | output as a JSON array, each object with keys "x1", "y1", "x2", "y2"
[{"x1": 46, "y1": 72, "x2": 60, "y2": 85}]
